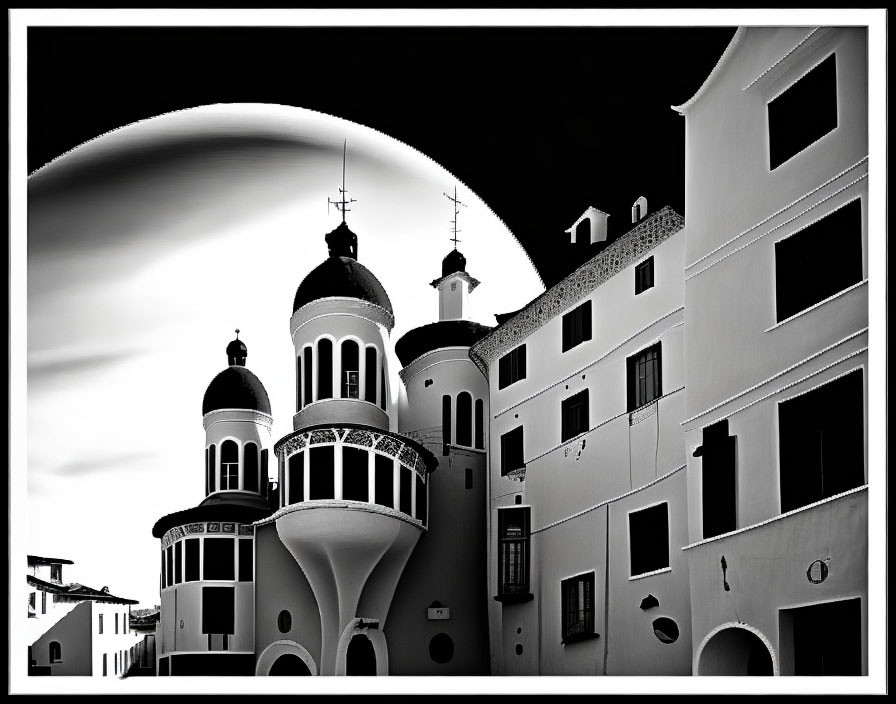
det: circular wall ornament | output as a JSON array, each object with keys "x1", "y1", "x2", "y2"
[{"x1": 807, "y1": 559, "x2": 829, "y2": 584}]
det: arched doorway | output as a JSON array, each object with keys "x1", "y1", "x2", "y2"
[
  {"x1": 269, "y1": 653, "x2": 312, "y2": 676},
  {"x1": 346, "y1": 634, "x2": 376, "y2": 675},
  {"x1": 697, "y1": 624, "x2": 776, "y2": 675}
]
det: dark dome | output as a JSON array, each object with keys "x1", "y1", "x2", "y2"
[
  {"x1": 395, "y1": 320, "x2": 494, "y2": 367},
  {"x1": 226, "y1": 337, "x2": 247, "y2": 362},
  {"x1": 293, "y1": 256, "x2": 393, "y2": 315},
  {"x1": 202, "y1": 366, "x2": 271, "y2": 415},
  {"x1": 442, "y1": 249, "x2": 467, "y2": 277}
]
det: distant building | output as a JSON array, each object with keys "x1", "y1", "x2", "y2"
[{"x1": 27, "y1": 555, "x2": 139, "y2": 677}]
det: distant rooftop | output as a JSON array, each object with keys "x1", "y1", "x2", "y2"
[
  {"x1": 27, "y1": 555, "x2": 74, "y2": 566},
  {"x1": 27, "y1": 574, "x2": 138, "y2": 605}
]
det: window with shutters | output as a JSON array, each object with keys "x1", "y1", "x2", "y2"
[
  {"x1": 561, "y1": 389, "x2": 589, "y2": 442},
  {"x1": 561, "y1": 572, "x2": 597, "y2": 644},
  {"x1": 496, "y1": 507, "x2": 531, "y2": 601},
  {"x1": 562, "y1": 300, "x2": 592, "y2": 352},
  {"x1": 498, "y1": 344, "x2": 527, "y2": 389},
  {"x1": 627, "y1": 343, "x2": 662, "y2": 411}
]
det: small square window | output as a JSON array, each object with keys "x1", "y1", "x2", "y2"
[
  {"x1": 203, "y1": 538, "x2": 235, "y2": 581},
  {"x1": 635, "y1": 257, "x2": 654, "y2": 295},
  {"x1": 500, "y1": 426, "x2": 525, "y2": 476},
  {"x1": 562, "y1": 300, "x2": 592, "y2": 352},
  {"x1": 629, "y1": 503, "x2": 670, "y2": 577},
  {"x1": 498, "y1": 345, "x2": 527, "y2": 389},
  {"x1": 561, "y1": 389, "x2": 589, "y2": 442},
  {"x1": 561, "y1": 572, "x2": 596, "y2": 643}
]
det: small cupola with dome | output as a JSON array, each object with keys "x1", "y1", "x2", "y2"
[{"x1": 429, "y1": 187, "x2": 480, "y2": 321}]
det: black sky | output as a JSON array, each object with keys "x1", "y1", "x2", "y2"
[{"x1": 28, "y1": 26, "x2": 736, "y2": 287}]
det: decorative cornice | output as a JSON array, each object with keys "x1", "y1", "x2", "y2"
[
  {"x1": 429, "y1": 271, "x2": 481, "y2": 292},
  {"x1": 160, "y1": 521, "x2": 253, "y2": 549},
  {"x1": 275, "y1": 425, "x2": 431, "y2": 478},
  {"x1": 202, "y1": 408, "x2": 273, "y2": 431},
  {"x1": 290, "y1": 297, "x2": 395, "y2": 336},
  {"x1": 470, "y1": 207, "x2": 684, "y2": 377}
]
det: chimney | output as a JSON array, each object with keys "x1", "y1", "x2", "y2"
[
  {"x1": 631, "y1": 196, "x2": 648, "y2": 223},
  {"x1": 566, "y1": 206, "x2": 610, "y2": 246}
]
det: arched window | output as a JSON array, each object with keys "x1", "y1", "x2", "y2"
[
  {"x1": 456, "y1": 392, "x2": 472, "y2": 446},
  {"x1": 220, "y1": 440, "x2": 238, "y2": 490},
  {"x1": 442, "y1": 395, "x2": 452, "y2": 445},
  {"x1": 303, "y1": 347, "x2": 313, "y2": 406},
  {"x1": 244, "y1": 443, "x2": 259, "y2": 493},
  {"x1": 341, "y1": 340, "x2": 360, "y2": 398},
  {"x1": 475, "y1": 399, "x2": 485, "y2": 449},
  {"x1": 296, "y1": 356, "x2": 302, "y2": 411},
  {"x1": 318, "y1": 339, "x2": 333, "y2": 400},
  {"x1": 208, "y1": 444, "x2": 217, "y2": 493},
  {"x1": 365, "y1": 347, "x2": 377, "y2": 403},
  {"x1": 49, "y1": 641, "x2": 61, "y2": 663}
]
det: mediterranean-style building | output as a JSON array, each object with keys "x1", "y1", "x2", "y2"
[{"x1": 143, "y1": 25, "x2": 867, "y2": 678}]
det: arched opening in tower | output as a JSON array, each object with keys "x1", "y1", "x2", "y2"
[
  {"x1": 269, "y1": 653, "x2": 312, "y2": 676},
  {"x1": 346, "y1": 634, "x2": 377, "y2": 676}
]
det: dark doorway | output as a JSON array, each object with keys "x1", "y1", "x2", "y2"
[
  {"x1": 269, "y1": 653, "x2": 311, "y2": 676},
  {"x1": 346, "y1": 634, "x2": 376, "y2": 676}
]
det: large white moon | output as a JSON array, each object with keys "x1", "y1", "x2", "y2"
[{"x1": 25, "y1": 103, "x2": 544, "y2": 607}]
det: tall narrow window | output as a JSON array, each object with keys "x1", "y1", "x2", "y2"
[
  {"x1": 380, "y1": 363, "x2": 387, "y2": 410},
  {"x1": 635, "y1": 257, "x2": 654, "y2": 295},
  {"x1": 185, "y1": 538, "x2": 200, "y2": 582},
  {"x1": 309, "y1": 445, "x2": 335, "y2": 500},
  {"x1": 261, "y1": 449, "x2": 269, "y2": 496},
  {"x1": 365, "y1": 347, "x2": 377, "y2": 402},
  {"x1": 465, "y1": 467, "x2": 474, "y2": 490},
  {"x1": 49, "y1": 642, "x2": 61, "y2": 663},
  {"x1": 342, "y1": 446, "x2": 369, "y2": 502},
  {"x1": 341, "y1": 339, "x2": 360, "y2": 398},
  {"x1": 456, "y1": 392, "x2": 473, "y2": 446},
  {"x1": 238, "y1": 540, "x2": 253, "y2": 582},
  {"x1": 42, "y1": 591, "x2": 46, "y2": 614},
  {"x1": 415, "y1": 475, "x2": 427, "y2": 524},
  {"x1": 208, "y1": 444, "x2": 216, "y2": 493},
  {"x1": 303, "y1": 347, "x2": 313, "y2": 406},
  {"x1": 500, "y1": 426, "x2": 525, "y2": 475},
  {"x1": 775, "y1": 199, "x2": 863, "y2": 322},
  {"x1": 288, "y1": 452, "x2": 304, "y2": 504},
  {"x1": 561, "y1": 389, "x2": 589, "y2": 441},
  {"x1": 317, "y1": 338, "x2": 333, "y2": 400},
  {"x1": 399, "y1": 466, "x2": 413, "y2": 515},
  {"x1": 475, "y1": 400, "x2": 485, "y2": 449},
  {"x1": 103, "y1": 653, "x2": 107, "y2": 676},
  {"x1": 779, "y1": 369, "x2": 864, "y2": 513},
  {"x1": 561, "y1": 572, "x2": 596, "y2": 643},
  {"x1": 698, "y1": 419, "x2": 737, "y2": 539},
  {"x1": 99, "y1": 614, "x2": 104, "y2": 634},
  {"x1": 174, "y1": 541, "x2": 183, "y2": 584},
  {"x1": 629, "y1": 503, "x2": 670, "y2": 577},
  {"x1": 768, "y1": 53, "x2": 838, "y2": 170},
  {"x1": 562, "y1": 300, "x2": 592, "y2": 352},
  {"x1": 220, "y1": 440, "x2": 238, "y2": 490},
  {"x1": 205, "y1": 448, "x2": 210, "y2": 494},
  {"x1": 244, "y1": 442, "x2": 259, "y2": 493},
  {"x1": 374, "y1": 454, "x2": 394, "y2": 508},
  {"x1": 442, "y1": 395, "x2": 452, "y2": 445},
  {"x1": 296, "y1": 356, "x2": 302, "y2": 411},
  {"x1": 203, "y1": 538, "x2": 235, "y2": 581},
  {"x1": 627, "y1": 343, "x2": 662, "y2": 411},
  {"x1": 115, "y1": 613, "x2": 119, "y2": 634},
  {"x1": 497, "y1": 507, "x2": 530, "y2": 598},
  {"x1": 166, "y1": 546, "x2": 173, "y2": 588},
  {"x1": 498, "y1": 345, "x2": 527, "y2": 389}
]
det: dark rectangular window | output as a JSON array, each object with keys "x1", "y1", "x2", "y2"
[
  {"x1": 498, "y1": 507, "x2": 530, "y2": 597},
  {"x1": 303, "y1": 347, "x2": 313, "y2": 406},
  {"x1": 165, "y1": 546, "x2": 173, "y2": 588},
  {"x1": 205, "y1": 448, "x2": 210, "y2": 495},
  {"x1": 415, "y1": 475, "x2": 427, "y2": 524},
  {"x1": 380, "y1": 363, "x2": 386, "y2": 410},
  {"x1": 779, "y1": 369, "x2": 865, "y2": 513},
  {"x1": 769, "y1": 53, "x2": 838, "y2": 169},
  {"x1": 498, "y1": 344, "x2": 527, "y2": 389},
  {"x1": 115, "y1": 613, "x2": 119, "y2": 634},
  {"x1": 700, "y1": 419, "x2": 738, "y2": 539},
  {"x1": 627, "y1": 343, "x2": 662, "y2": 411},
  {"x1": 50, "y1": 564, "x2": 61, "y2": 582},
  {"x1": 342, "y1": 446, "x2": 369, "y2": 502},
  {"x1": 442, "y1": 395, "x2": 452, "y2": 445},
  {"x1": 365, "y1": 347, "x2": 377, "y2": 402},
  {"x1": 635, "y1": 257, "x2": 654, "y2": 294},
  {"x1": 318, "y1": 338, "x2": 333, "y2": 400},
  {"x1": 238, "y1": 540, "x2": 253, "y2": 582},
  {"x1": 244, "y1": 444, "x2": 258, "y2": 493},
  {"x1": 399, "y1": 466, "x2": 412, "y2": 515},
  {"x1": 42, "y1": 591, "x2": 46, "y2": 614},
  {"x1": 561, "y1": 572, "x2": 596, "y2": 643},
  {"x1": 99, "y1": 614, "x2": 104, "y2": 634},
  {"x1": 202, "y1": 586, "x2": 235, "y2": 635},
  {"x1": 561, "y1": 389, "x2": 589, "y2": 442},
  {"x1": 296, "y1": 355, "x2": 302, "y2": 411},
  {"x1": 103, "y1": 653, "x2": 107, "y2": 676},
  {"x1": 775, "y1": 199, "x2": 863, "y2": 322},
  {"x1": 261, "y1": 449, "x2": 269, "y2": 496},
  {"x1": 629, "y1": 503, "x2": 670, "y2": 577},
  {"x1": 465, "y1": 467, "x2": 473, "y2": 490},
  {"x1": 203, "y1": 538, "x2": 235, "y2": 581},
  {"x1": 787, "y1": 598, "x2": 862, "y2": 675},
  {"x1": 174, "y1": 541, "x2": 183, "y2": 584},
  {"x1": 208, "y1": 445, "x2": 216, "y2": 493},
  {"x1": 562, "y1": 300, "x2": 592, "y2": 352},
  {"x1": 185, "y1": 538, "x2": 200, "y2": 582},
  {"x1": 474, "y1": 399, "x2": 485, "y2": 449},
  {"x1": 500, "y1": 426, "x2": 525, "y2": 476},
  {"x1": 374, "y1": 454, "x2": 394, "y2": 508},
  {"x1": 309, "y1": 446, "x2": 335, "y2": 500},
  {"x1": 288, "y1": 452, "x2": 304, "y2": 504}
]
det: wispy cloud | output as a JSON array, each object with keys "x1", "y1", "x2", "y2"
[
  {"x1": 50, "y1": 452, "x2": 155, "y2": 477},
  {"x1": 28, "y1": 349, "x2": 140, "y2": 383}
]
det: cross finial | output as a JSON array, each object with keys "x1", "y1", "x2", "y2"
[
  {"x1": 328, "y1": 140, "x2": 357, "y2": 224},
  {"x1": 234, "y1": 328, "x2": 240, "y2": 339},
  {"x1": 443, "y1": 186, "x2": 467, "y2": 250}
]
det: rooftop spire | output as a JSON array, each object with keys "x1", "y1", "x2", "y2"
[
  {"x1": 226, "y1": 329, "x2": 247, "y2": 366},
  {"x1": 443, "y1": 186, "x2": 467, "y2": 250},
  {"x1": 328, "y1": 140, "x2": 356, "y2": 225}
]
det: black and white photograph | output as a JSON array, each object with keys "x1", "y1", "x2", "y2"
[{"x1": 9, "y1": 8, "x2": 887, "y2": 695}]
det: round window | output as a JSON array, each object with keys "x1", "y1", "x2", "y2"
[
  {"x1": 277, "y1": 610, "x2": 292, "y2": 634},
  {"x1": 652, "y1": 617, "x2": 679, "y2": 644},
  {"x1": 429, "y1": 633, "x2": 455, "y2": 664}
]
